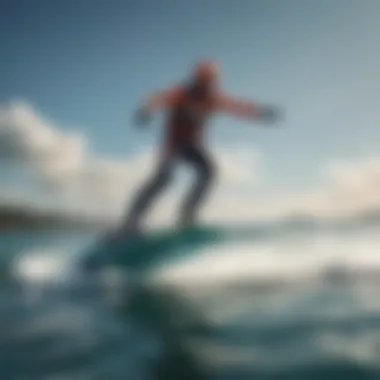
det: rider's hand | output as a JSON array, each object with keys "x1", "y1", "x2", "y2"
[
  {"x1": 134, "y1": 108, "x2": 152, "y2": 128},
  {"x1": 258, "y1": 105, "x2": 282, "y2": 125}
]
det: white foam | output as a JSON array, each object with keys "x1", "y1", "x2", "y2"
[
  {"x1": 12, "y1": 226, "x2": 380, "y2": 292},
  {"x1": 155, "y1": 227, "x2": 380, "y2": 288},
  {"x1": 13, "y1": 247, "x2": 76, "y2": 284}
]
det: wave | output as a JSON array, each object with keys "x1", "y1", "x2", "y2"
[
  {"x1": 2, "y1": 223, "x2": 380, "y2": 379},
  {"x1": 1, "y1": 222, "x2": 379, "y2": 289},
  {"x1": 154, "y1": 225, "x2": 380, "y2": 288}
]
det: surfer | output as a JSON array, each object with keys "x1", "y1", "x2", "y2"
[{"x1": 119, "y1": 60, "x2": 281, "y2": 235}]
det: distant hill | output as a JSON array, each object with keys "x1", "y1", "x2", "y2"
[
  {"x1": 1, "y1": 201, "x2": 380, "y2": 233},
  {"x1": 272, "y1": 209, "x2": 380, "y2": 231},
  {"x1": 354, "y1": 208, "x2": 380, "y2": 224},
  {"x1": 0, "y1": 203, "x2": 107, "y2": 231}
]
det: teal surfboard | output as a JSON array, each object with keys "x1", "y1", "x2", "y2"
[
  {"x1": 80, "y1": 225, "x2": 224, "y2": 272},
  {"x1": 80, "y1": 223, "x2": 263, "y2": 273}
]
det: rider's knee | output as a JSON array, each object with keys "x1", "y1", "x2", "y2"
[
  {"x1": 200, "y1": 161, "x2": 216, "y2": 183},
  {"x1": 155, "y1": 168, "x2": 172, "y2": 188}
]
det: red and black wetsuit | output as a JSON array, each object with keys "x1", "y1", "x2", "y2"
[
  {"x1": 164, "y1": 84, "x2": 214, "y2": 152},
  {"x1": 125, "y1": 83, "x2": 217, "y2": 229}
]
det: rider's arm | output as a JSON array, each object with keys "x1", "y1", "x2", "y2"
[
  {"x1": 216, "y1": 93, "x2": 280, "y2": 123},
  {"x1": 144, "y1": 87, "x2": 182, "y2": 112},
  {"x1": 216, "y1": 93, "x2": 261, "y2": 118}
]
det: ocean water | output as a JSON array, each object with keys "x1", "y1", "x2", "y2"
[{"x1": 1, "y1": 222, "x2": 380, "y2": 379}]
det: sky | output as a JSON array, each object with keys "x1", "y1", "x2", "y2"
[{"x1": 1, "y1": 0, "x2": 380, "y2": 223}]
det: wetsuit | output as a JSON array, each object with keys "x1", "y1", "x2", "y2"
[{"x1": 123, "y1": 83, "x2": 217, "y2": 230}]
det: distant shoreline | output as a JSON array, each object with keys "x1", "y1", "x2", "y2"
[
  {"x1": 1, "y1": 204, "x2": 379, "y2": 232},
  {"x1": 0, "y1": 205, "x2": 107, "y2": 232}
]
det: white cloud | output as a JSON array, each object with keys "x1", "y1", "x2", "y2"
[
  {"x1": 253, "y1": 158, "x2": 380, "y2": 220},
  {"x1": 323, "y1": 157, "x2": 380, "y2": 215},
  {"x1": 0, "y1": 101, "x2": 149, "y2": 212},
  {"x1": 217, "y1": 147, "x2": 262, "y2": 188},
  {"x1": 204, "y1": 156, "x2": 380, "y2": 222}
]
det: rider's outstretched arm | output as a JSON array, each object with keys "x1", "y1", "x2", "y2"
[{"x1": 216, "y1": 93, "x2": 281, "y2": 124}]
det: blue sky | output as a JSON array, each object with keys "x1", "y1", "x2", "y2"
[{"x1": 1, "y1": 0, "x2": 380, "y2": 218}]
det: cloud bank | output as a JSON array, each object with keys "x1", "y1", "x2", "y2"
[{"x1": 1, "y1": 100, "x2": 379, "y2": 224}]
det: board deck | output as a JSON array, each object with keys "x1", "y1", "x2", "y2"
[
  {"x1": 80, "y1": 225, "x2": 224, "y2": 273},
  {"x1": 79, "y1": 223, "x2": 264, "y2": 274}
]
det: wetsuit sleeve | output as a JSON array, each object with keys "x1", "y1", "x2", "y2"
[
  {"x1": 216, "y1": 94, "x2": 261, "y2": 119},
  {"x1": 143, "y1": 86, "x2": 183, "y2": 112}
]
